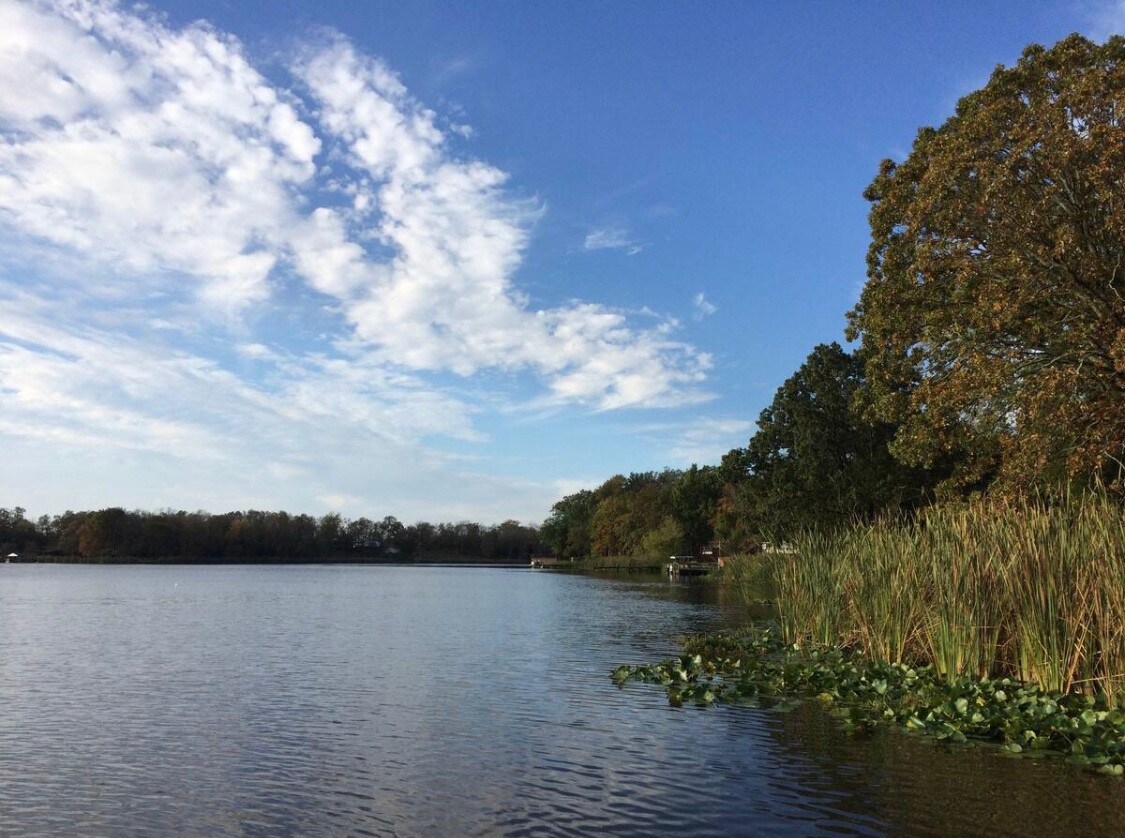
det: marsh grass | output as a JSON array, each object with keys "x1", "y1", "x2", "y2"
[
  {"x1": 773, "y1": 530, "x2": 848, "y2": 648},
  {"x1": 722, "y1": 553, "x2": 776, "y2": 604},
  {"x1": 771, "y1": 495, "x2": 1125, "y2": 706}
]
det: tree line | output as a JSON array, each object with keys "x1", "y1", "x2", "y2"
[
  {"x1": 544, "y1": 34, "x2": 1125, "y2": 557},
  {"x1": 0, "y1": 506, "x2": 542, "y2": 563}
]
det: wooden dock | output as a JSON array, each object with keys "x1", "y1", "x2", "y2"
[{"x1": 665, "y1": 558, "x2": 716, "y2": 577}]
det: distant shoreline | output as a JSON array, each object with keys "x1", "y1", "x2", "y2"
[{"x1": 5, "y1": 556, "x2": 531, "y2": 567}]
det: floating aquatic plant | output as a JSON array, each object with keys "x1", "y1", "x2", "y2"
[{"x1": 613, "y1": 627, "x2": 1125, "y2": 775}]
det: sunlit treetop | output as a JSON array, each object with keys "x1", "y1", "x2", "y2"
[{"x1": 848, "y1": 34, "x2": 1125, "y2": 494}]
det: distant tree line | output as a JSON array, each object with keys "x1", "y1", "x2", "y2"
[
  {"x1": 545, "y1": 35, "x2": 1125, "y2": 555},
  {"x1": 0, "y1": 506, "x2": 542, "y2": 563}
]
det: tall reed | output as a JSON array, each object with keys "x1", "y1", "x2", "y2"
[
  {"x1": 919, "y1": 504, "x2": 1005, "y2": 682},
  {"x1": 723, "y1": 553, "x2": 774, "y2": 604},
  {"x1": 772, "y1": 530, "x2": 848, "y2": 648},
  {"x1": 773, "y1": 495, "x2": 1125, "y2": 705},
  {"x1": 839, "y1": 521, "x2": 924, "y2": 664}
]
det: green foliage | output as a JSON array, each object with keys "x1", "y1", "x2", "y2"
[
  {"x1": 636, "y1": 516, "x2": 685, "y2": 558},
  {"x1": 718, "y1": 343, "x2": 936, "y2": 542},
  {"x1": 847, "y1": 34, "x2": 1125, "y2": 494},
  {"x1": 0, "y1": 506, "x2": 43, "y2": 554},
  {"x1": 545, "y1": 345, "x2": 939, "y2": 558},
  {"x1": 544, "y1": 467, "x2": 724, "y2": 560},
  {"x1": 540, "y1": 490, "x2": 595, "y2": 558},
  {"x1": 670, "y1": 464, "x2": 721, "y2": 555}
]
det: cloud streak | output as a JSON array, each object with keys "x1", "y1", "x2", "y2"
[
  {"x1": 692, "y1": 292, "x2": 717, "y2": 320},
  {"x1": 0, "y1": 0, "x2": 708, "y2": 410},
  {"x1": 666, "y1": 418, "x2": 754, "y2": 465},
  {"x1": 583, "y1": 226, "x2": 643, "y2": 256}
]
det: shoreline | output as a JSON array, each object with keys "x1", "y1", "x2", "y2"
[{"x1": 4, "y1": 556, "x2": 531, "y2": 567}]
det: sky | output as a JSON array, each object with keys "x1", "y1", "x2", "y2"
[{"x1": 1, "y1": 0, "x2": 1122, "y2": 525}]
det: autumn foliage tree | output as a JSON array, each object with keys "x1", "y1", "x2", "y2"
[{"x1": 847, "y1": 35, "x2": 1125, "y2": 493}]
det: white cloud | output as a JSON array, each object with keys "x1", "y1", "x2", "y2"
[
  {"x1": 0, "y1": 288, "x2": 552, "y2": 520},
  {"x1": 583, "y1": 226, "x2": 643, "y2": 256},
  {"x1": 318, "y1": 493, "x2": 360, "y2": 510},
  {"x1": 0, "y1": 1, "x2": 707, "y2": 412},
  {"x1": 0, "y1": 0, "x2": 320, "y2": 313},
  {"x1": 653, "y1": 417, "x2": 755, "y2": 465},
  {"x1": 692, "y1": 292, "x2": 717, "y2": 320},
  {"x1": 0, "y1": 0, "x2": 718, "y2": 522},
  {"x1": 0, "y1": 292, "x2": 478, "y2": 455},
  {"x1": 550, "y1": 478, "x2": 599, "y2": 498}
]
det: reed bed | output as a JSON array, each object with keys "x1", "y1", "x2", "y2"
[{"x1": 771, "y1": 495, "x2": 1125, "y2": 705}]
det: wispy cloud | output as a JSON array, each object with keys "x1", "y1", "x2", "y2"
[
  {"x1": 0, "y1": 0, "x2": 708, "y2": 413},
  {"x1": 583, "y1": 226, "x2": 643, "y2": 256},
  {"x1": 692, "y1": 292, "x2": 717, "y2": 320},
  {"x1": 0, "y1": 0, "x2": 715, "y2": 520},
  {"x1": 551, "y1": 478, "x2": 600, "y2": 498},
  {"x1": 626, "y1": 417, "x2": 754, "y2": 466},
  {"x1": 1081, "y1": 0, "x2": 1125, "y2": 41},
  {"x1": 666, "y1": 418, "x2": 755, "y2": 465}
]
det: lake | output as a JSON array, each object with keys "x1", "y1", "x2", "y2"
[{"x1": 1, "y1": 564, "x2": 1123, "y2": 836}]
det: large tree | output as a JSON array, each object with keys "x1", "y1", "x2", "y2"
[
  {"x1": 847, "y1": 35, "x2": 1125, "y2": 492},
  {"x1": 727, "y1": 343, "x2": 932, "y2": 538}
]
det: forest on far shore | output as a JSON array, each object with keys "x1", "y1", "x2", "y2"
[{"x1": 0, "y1": 506, "x2": 543, "y2": 563}]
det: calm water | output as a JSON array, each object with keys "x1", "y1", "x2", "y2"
[{"x1": 1, "y1": 565, "x2": 1123, "y2": 836}]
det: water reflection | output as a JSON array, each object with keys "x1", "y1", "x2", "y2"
[
  {"x1": 753, "y1": 701, "x2": 1125, "y2": 836},
  {"x1": 0, "y1": 564, "x2": 1121, "y2": 836}
]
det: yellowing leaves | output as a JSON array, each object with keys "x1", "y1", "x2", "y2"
[{"x1": 848, "y1": 34, "x2": 1125, "y2": 494}]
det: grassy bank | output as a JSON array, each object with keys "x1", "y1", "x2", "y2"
[{"x1": 770, "y1": 496, "x2": 1125, "y2": 705}]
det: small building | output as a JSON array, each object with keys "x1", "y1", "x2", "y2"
[{"x1": 5, "y1": 553, "x2": 17, "y2": 563}]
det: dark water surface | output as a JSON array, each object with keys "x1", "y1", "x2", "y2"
[{"x1": 1, "y1": 565, "x2": 1122, "y2": 836}]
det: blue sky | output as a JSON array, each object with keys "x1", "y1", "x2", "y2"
[{"x1": 1, "y1": 0, "x2": 1122, "y2": 524}]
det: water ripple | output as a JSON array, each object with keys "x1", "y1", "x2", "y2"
[{"x1": 1, "y1": 565, "x2": 1123, "y2": 836}]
